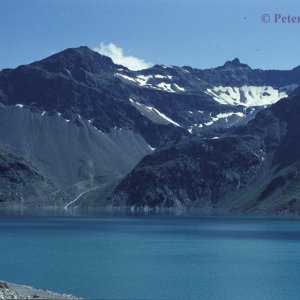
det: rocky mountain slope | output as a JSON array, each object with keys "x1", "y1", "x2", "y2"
[
  {"x1": 109, "y1": 94, "x2": 300, "y2": 213},
  {"x1": 0, "y1": 46, "x2": 300, "y2": 206},
  {"x1": 0, "y1": 147, "x2": 56, "y2": 206}
]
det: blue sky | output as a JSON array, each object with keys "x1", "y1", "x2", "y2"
[{"x1": 1, "y1": 0, "x2": 300, "y2": 70}]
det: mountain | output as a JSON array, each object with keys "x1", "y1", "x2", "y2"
[
  {"x1": 0, "y1": 46, "x2": 300, "y2": 207},
  {"x1": 0, "y1": 147, "x2": 57, "y2": 206},
  {"x1": 112, "y1": 57, "x2": 300, "y2": 134},
  {"x1": 108, "y1": 94, "x2": 300, "y2": 213}
]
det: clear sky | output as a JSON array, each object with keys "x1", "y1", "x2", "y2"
[{"x1": 1, "y1": 0, "x2": 300, "y2": 71}]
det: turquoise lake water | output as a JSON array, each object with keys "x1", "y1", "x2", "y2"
[{"x1": 1, "y1": 210, "x2": 300, "y2": 299}]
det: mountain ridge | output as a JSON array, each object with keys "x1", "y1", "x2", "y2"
[
  {"x1": 0, "y1": 46, "x2": 300, "y2": 208},
  {"x1": 107, "y1": 95, "x2": 300, "y2": 213}
]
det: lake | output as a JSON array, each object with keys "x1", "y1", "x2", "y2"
[{"x1": 1, "y1": 209, "x2": 300, "y2": 299}]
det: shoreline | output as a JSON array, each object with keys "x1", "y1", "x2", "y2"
[
  {"x1": 0, "y1": 206, "x2": 299, "y2": 217},
  {"x1": 0, "y1": 280, "x2": 81, "y2": 300}
]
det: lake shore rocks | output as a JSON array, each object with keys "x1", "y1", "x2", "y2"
[{"x1": 0, "y1": 280, "x2": 81, "y2": 300}]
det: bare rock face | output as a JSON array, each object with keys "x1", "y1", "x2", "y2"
[{"x1": 110, "y1": 95, "x2": 300, "y2": 213}]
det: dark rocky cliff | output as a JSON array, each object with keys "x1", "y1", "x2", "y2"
[{"x1": 109, "y1": 95, "x2": 300, "y2": 213}]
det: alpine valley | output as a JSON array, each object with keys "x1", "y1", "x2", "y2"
[{"x1": 1, "y1": 46, "x2": 300, "y2": 212}]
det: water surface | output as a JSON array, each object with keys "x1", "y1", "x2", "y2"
[{"x1": 0, "y1": 209, "x2": 300, "y2": 299}]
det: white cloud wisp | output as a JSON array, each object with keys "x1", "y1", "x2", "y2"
[{"x1": 94, "y1": 42, "x2": 153, "y2": 71}]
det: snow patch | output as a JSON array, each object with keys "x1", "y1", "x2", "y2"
[
  {"x1": 174, "y1": 83, "x2": 186, "y2": 92},
  {"x1": 204, "y1": 121, "x2": 214, "y2": 126},
  {"x1": 115, "y1": 71, "x2": 184, "y2": 93},
  {"x1": 115, "y1": 73, "x2": 136, "y2": 82},
  {"x1": 188, "y1": 123, "x2": 203, "y2": 133},
  {"x1": 148, "y1": 145, "x2": 156, "y2": 151},
  {"x1": 129, "y1": 98, "x2": 181, "y2": 127},
  {"x1": 64, "y1": 69, "x2": 72, "y2": 77},
  {"x1": 204, "y1": 111, "x2": 245, "y2": 126},
  {"x1": 157, "y1": 82, "x2": 175, "y2": 93},
  {"x1": 146, "y1": 106, "x2": 180, "y2": 126},
  {"x1": 154, "y1": 74, "x2": 167, "y2": 79},
  {"x1": 205, "y1": 86, "x2": 289, "y2": 107},
  {"x1": 135, "y1": 75, "x2": 152, "y2": 86}
]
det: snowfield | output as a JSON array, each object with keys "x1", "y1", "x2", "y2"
[{"x1": 205, "y1": 85, "x2": 295, "y2": 106}]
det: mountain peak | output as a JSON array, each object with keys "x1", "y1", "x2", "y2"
[
  {"x1": 31, "y1": 46, "x2": 117, "y2": 73},
  {"x1": 57, "y1": 46, "x2": 102, "y2": 59},
  {"x1": 222, "y1": 58, "x2": 250, "y2": 69}
]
